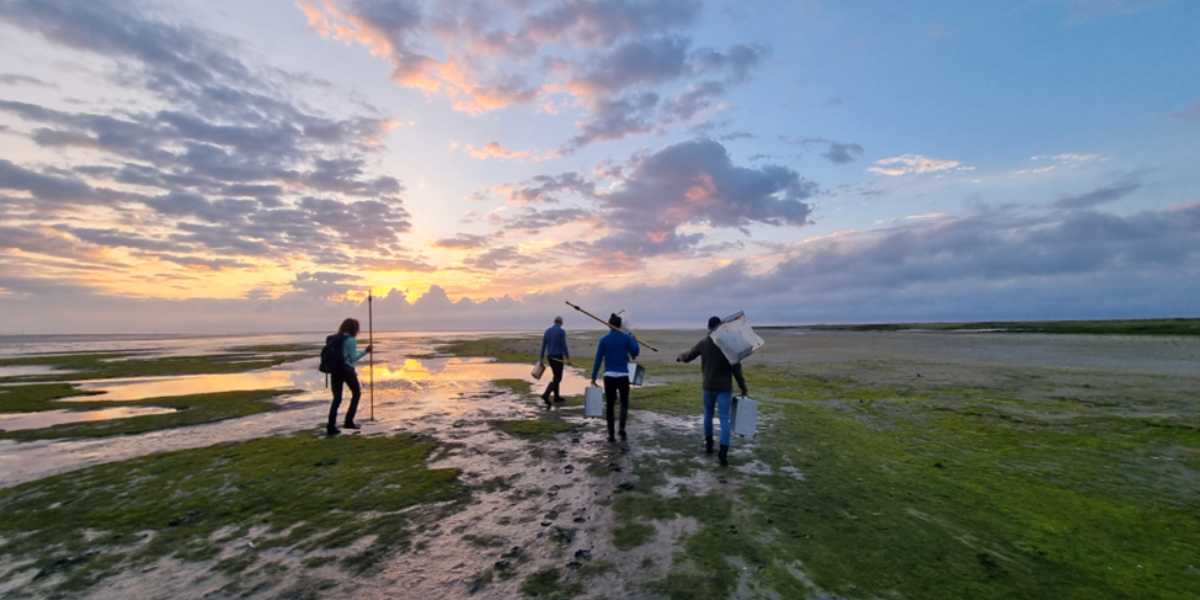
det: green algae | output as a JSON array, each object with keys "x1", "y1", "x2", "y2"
[
  {"x1": 0, "y1": 389, "x2": 300, "y2": 441},
  {"x1": 519, "y1": 567, "x2": 584, "y2": 598},
  {"x1": 612, "y1": 522, "x2": 657, "y2": 550},
  {"x1": 0, "y1": 432, "x2": 465, "y2": 594},
  {"x1": 566, "y1": 354, "x2": 1198, "y2": 600},
  {"x1": 493, "y1": 378, "x2": 534, "y2": 395},
  {"x1": 435, "y1": 338, "x2": 540, "y2": 364},
  {"x1": 0, "y1": 382, "x2": 103, "y2": 411},
  {"x1": 0, "y1": 350, "x2": 309, "y2": 384},
  {"x1": 490, "y1": 419, "x2": 577, "y2": 441}
]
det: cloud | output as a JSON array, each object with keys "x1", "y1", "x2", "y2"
[
  {"x1": 567, "y1": 35, "x2": 691, "y2": 96},
  {"x1": 1052, "y1": 178, "x2": 1141, "y2": 210},
  {"x1": 868, "y1": 154, "x2": 968, "y2": 176},
  {"x1": 300, "y1": 0, "x2": 766, "y2": 151},
  {"x1": 492, "y1": 207, "x2": 595, "y2": 234},
  {"x1": 0, "y1": 0, "x2": 421, "y2": 288},
  {"x1": 778, "y1": 136, "x2": 865, "y2": 164},
  {"x1": 690, "y1": 44, "x2": 769, "y2": 83},
  {"x1": 462, "y1": 246, "x2": 523, "y2": 270},
  {"x1": 465, "y1": 141, "x2": 539, "y2": 161},
  {"x1": 9, "y1": 200, "x2": 1198, "y2": 333},
  {"x1": 489, "y1": 139, "x2": 816, "y2": 266},
  {"x1": 1168, "y1": 102, "x2": 1200, "y2": 120},
  {"x1": 560, "y1": 92, "x2": 660, "y2": 152},
  {"x1": 664, "y1": 80, "x2": 726, "y2": 120},
  {"x1": 821, "y1": 142, "x2": 864, "y2": 165},
  {"x1": 433, "y1": 233, "x2": 490, "y2": 249},
  {"x1": 0, "y1": 73, "x2": 54, "y2": 87},
  {"x1": 495, "y1": 173, "x2": 596, "y2": 205}
]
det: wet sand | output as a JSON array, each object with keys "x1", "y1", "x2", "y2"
[{"x1": 2, "y1": 329, "x2": 1198, "y2": 598}]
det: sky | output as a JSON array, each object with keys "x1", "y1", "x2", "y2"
[{"x1": 0, "y1": 0, "x2": 1197, "y2": 334}]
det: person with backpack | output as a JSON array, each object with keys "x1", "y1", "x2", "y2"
[
  {"x1": 321, "y1": 318, "x2": 373, "y2": 436},
  {"x1": 590, "y1": 313, "x2": 639, "y2": 442},
  {"x1": 539, "y1": 316, "x2": 570, "y2": 408},
  {"x1": 676, "y1": 316, "x2": 749, "y2": 466}
]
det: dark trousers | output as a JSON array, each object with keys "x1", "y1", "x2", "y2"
[
  {"x1": 603, "y1": 375, "x2": 630, "y2": 436},
  {"x1": 544, "y1": 355, "x2": 565, "y2": 400},
  {"x1": 328, "y1": 368, "x2": 361, "y2": 428}
]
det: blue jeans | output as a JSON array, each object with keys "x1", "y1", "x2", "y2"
[{"x1": 703, "y1": 389, "x2": 732, "y2": 446}]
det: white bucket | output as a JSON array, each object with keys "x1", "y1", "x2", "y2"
[
  {"x1": 584, "y1": 386, "x2": 603, "y2": 417},
  {"x1": 730, "y1": 396, "x2": 758, "y2": 438},
  {"x1": 631, "y1": 363, "x2": 645, "y2": 386},
  {"x1": 531, "y1": 361, "x2": 545, "y2": 380},
  {"x1": 709, "y1": 311, "x2": 764, "y2": 365}
]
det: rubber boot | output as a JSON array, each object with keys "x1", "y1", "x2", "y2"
[
  {"x1": 718, "y1": 444, "x2": 729, "y2": 467},
  {"x1": 705, "y1": 436, "x2": 714, "y2": 454}
]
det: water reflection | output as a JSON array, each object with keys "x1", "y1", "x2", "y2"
[
  {"x1": 74, "y1": 356, "x2": 592, "y2": 402},
  {"x1": 0, "y1": 365, "x2": 63, "y2": 378},
  {"x1": 0, "y1": 406, "x2": 176, "y2": 431}
]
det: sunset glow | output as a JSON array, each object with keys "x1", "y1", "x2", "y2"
[{"x1": 0, "y1": 0, "x2": 1197, "y2": 333}]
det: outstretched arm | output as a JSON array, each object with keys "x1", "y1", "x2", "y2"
[{"x1": 677, "y1": 340, "x2": 704, "y2": 363}]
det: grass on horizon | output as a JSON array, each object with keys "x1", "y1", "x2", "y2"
[{"x1": 786, "y1": 317, "x2": 1200, "y2": 336}]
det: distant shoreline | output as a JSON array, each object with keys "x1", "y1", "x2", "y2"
[{"x1": 767, "y1": 317, "x2": 1200, "y2": 336}]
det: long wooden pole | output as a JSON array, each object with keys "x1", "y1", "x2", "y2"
[
  {"x1": 564, "y1": 301, "x2": 658, "y2": 352},
  {"x1": 368, "y1": 292, "x2": 374, "y2": 422}
]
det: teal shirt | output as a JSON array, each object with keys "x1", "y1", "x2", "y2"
[{"x1": 342, "y1": 336, "x2": 369, "y2": 368}]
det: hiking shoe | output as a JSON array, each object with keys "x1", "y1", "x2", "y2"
[
  {"x1": 343, "y1": 422, "x2": 361, "y2": 430},
  {"x1": 705, "y1": 436, "x2": 714, "y2": 454},
  {"x1": 327, "y1": 427, "x2": 342, "y2": 436},
  {"x1": 554, "y1": 397, "x2": 565, "y2": 403},
  {"x1": 619, "y1": 431, "x2": 627, "y2": 441},
  {"x1": 718, "y1": 445, "x2": 729, "y2": 467},
  {"x1": 607, "y1": 435, "x2": 616, "y2": 443}
]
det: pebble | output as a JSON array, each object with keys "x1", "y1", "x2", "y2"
[
  {"x1": 616, "y1": 482, "x2": 635, "y2": 493},
  {"x1": 546, "y1": 510, "x2": 559, "y2": 520},
  {"x1": 501, "y1": 547, "x2": 522, "y2": 558},
  {"x1": 494, "y1": 560, "x2": 511, "y2": 570},
  {"x1": 567, "y1": 561, "x2": 583, "y2": 570},
  {"x1": 541, "y1": 520, "x2": 552, "y2": 527},
  {"x1": 575, "y1": 549, "x2": 592, "y2": 560}
]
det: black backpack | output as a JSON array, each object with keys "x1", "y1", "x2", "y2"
[{"x1": 319, "y1": 333, "x2": 348, "y2": 375}]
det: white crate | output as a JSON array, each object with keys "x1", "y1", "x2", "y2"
[
  {"x1": 709, "y1": 311, "x2": 764, "y2": 365},
  {"x1": 730, "y1": 396, "x2": 758, "y2": 437},
  {"x1": 584, "y1": 386, "x2": 603, "y2": 417}
]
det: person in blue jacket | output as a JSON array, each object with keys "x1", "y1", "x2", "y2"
[
  {"x1": 591, "y1": 313, "x2": 640, "y2": 442},
  {"x1": 326, "y1": 318, "x2": 373, "y2": 436},
  {"x1": 539, "y1": 316, "x2": 570, "y2": 408}
]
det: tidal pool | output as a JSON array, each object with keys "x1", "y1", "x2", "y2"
[
  {"x1": 0, "y1": 406, "x2": 177, "y2": 431},
  {"x1": 72, "y1": 356, "x2": 592, "y2": 402}
]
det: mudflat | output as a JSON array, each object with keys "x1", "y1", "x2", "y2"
[{"x1": 1, "y1": 329, "x2": 1197, "y2": 599}]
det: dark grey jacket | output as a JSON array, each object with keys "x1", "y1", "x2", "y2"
[{"x1": 680, "y1": 337, "x2": 748, "y2": 394}]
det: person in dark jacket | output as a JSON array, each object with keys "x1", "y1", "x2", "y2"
[
  {"x1": 591, "y1": 313, "x2": 640, "y2": 442},
  {"x1": 539, "y1": 316, "x2": 570, "y2": 408},
  {"x1": 677, "y1": 316, "x2": 748, "y2": 466},
  {"x1": 327, "y1": 318, "x2": 373, "y2": 436}
]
